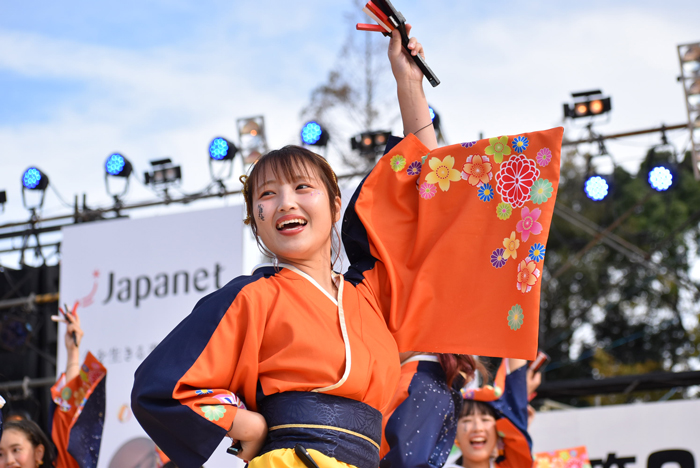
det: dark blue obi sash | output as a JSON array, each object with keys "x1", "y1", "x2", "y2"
[{"x1": 257, "y1": 392, "x2": 382, "y2": 468}]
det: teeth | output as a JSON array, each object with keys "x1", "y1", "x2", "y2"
[{"x1": 277, "y1": 219, "x2": 307, "y2": 229}]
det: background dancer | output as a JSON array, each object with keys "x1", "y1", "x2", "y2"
[{"x1": 0, "y1": 306, "x2": 106, "y2": 468}]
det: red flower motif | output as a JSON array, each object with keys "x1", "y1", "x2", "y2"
[{"x1": 495, "y1": 155, "x2": 540, "y2": 208}]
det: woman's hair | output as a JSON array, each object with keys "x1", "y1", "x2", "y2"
[
  {"x1": 3, "y1": 419, "x2": 56, "y2": 466},
  {"x1": 459, "y1": 399, "x2": 498, "y2": 419},
  {"x1": 241, "y1": 145, "x2": 342, "y2": 266},
  {"x1": 438, "y1": 354, "x2": 487, "y2": 388}
]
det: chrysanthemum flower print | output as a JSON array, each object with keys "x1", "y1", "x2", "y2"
[
  {"x1": 528, "y1": 243, "x2": 546, "y2": 262},
  {"x1": 485, "y1": 136, "x2": 511, "y2": 164},
  {"x1": 461, "y1": 155, "x2": 493, "y2": 186},
  {"x1": 508, "y1": 305, "x2": 524, "y2": 331},
  {"x1": 390, "y1": 155, "x2": 406, "y2": 172},
  {"x1": 512, "y1": 136, "x2": 529, "y2": 154},
  {"x1": 201, "y1": 405, "x2": 226, "y2": 421},
  {"x1": 496, "y1": 202, "x2": 512, "y2": 220},
  {"x1": 425, "y1": 155, "x2": 461, "y2": 192},
  {"x1": 406, "y1": 161, "x2": 422, "y2": 176},
  {"x1": 536, "y1": 147, "x2": 552, "y2": 166},
  {"x1": 495, "y1": 154, "x2": 541, "y2": 208},
  {"x1": 419, "y1": 182, "x2": 437, "y2": 200},
  {"x1": 530, "y1": 179, "x2": 554, "y2": 205}
]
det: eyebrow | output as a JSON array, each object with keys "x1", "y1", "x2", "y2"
[{"x1": 259, "y1": 175, "x2": 312, "y2": 188}]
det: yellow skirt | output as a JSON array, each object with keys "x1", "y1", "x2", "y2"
[{"x1": 248, "y1": 448, "x2": 358, "y2": 468}]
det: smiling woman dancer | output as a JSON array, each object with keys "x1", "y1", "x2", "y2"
[{"x1": 132, "y1": 22, "x2": 563, "y2": 468}]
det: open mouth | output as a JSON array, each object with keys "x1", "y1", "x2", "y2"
[
  {"x1": 276, "y1": 218, "x2": 308, "y2": 231},
  {"x1": 470, "y1": 436, "x2": 487, "y2": 450}
]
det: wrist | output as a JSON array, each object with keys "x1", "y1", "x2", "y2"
[{"x1": 396, "y1": 78, "x2": 425, "y2": 96}]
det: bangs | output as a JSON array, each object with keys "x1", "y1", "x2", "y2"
[
  {"x1": 461, "y1": 400, "x2": 497, "y2": 419},
  {"x1": 250, "y1": 147, "x2": 323, "y2": 195}
]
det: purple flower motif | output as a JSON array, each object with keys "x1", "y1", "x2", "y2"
[
  {"x1": 461, "y1": 141, "x2": 477, "y2": 148},
  {"x1": 491, "y1": 248, "x2": 507, "y2": 268},
  {"x1": 406, "y1": 161, "x2": 422, "y2": 176},
  {"x1": 536, "y1": 147, "x2": 552, "y2": 166}
]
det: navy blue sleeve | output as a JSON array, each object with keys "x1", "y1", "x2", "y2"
[
  {"x1": 380, "y1": 363, "x2": 460, "y2": 468},
  {"x1": 492, "y1": 366, "x2": 531, "y2": 449},
  {"x1": 131, "y1": 273, "x2": 262, "y2": 468}
]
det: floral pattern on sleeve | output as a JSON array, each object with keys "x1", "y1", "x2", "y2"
[{"x1": 386, "y1": 128, "x2": 559, "y2": 333}]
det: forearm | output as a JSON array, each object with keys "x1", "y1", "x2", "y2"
[
  {"x1": 397, "y1": 80, "x2": 438, "y2": 151},
  {"x1": 65, "y1": 349, "x2": 81, "y2": 381}
]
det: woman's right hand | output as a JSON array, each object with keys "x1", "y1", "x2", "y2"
[{"x1": 227, "y1": 408, "x2": 268, "y2": 461}]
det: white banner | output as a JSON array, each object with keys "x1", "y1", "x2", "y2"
[
  {"x1": 530, "y1": 399, "x2": 700, "y2": 468},
  {"x1": 59, "y1": 206, "x2": 248, "y2": 467}
]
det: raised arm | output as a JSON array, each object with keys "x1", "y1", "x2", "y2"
[{"x1": 388, "y1": 25, "x2": 438, "y2": 151}]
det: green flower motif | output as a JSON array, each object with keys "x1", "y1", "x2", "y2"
[
  {"x1": 61, "y1": 387, "x2": 72, "y2": 401},
  {"x1": 421, "y1": 154, "x2": 428, "y2": 165},
  {"x1": 390, "y1": 155, "x2": 406, "y2": 172},
  {"x1": 530, "y1": 179, "x2": 554, "y2": 205},
  {"x1": 201, "y1": 405, "x2": 226, "y2": 422},
  {"x1": 496, "y1": 202, "x2": 512, "y2": 220},
  {"x1": 508, "y1": 305, "x2": 524, "y2": 331},
  {"x1": 485, "y1": 136, "x2": 511, "y2": 164}
]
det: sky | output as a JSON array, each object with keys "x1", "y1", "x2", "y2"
[{"x1": 0, "y1": 0, "x2": 699, "y2": 267}]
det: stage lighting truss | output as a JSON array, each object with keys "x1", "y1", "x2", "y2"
[
  {"x1": 104, "y1": 153, "x2": 133, "y2": 200},
  {"x1": 21, "y1": 167, "x2": 49, "y2": 211},
  {"x1": 208, "y1": 137, "x2": 239, "y2": 190},
  {"x1": 144, "y1": 158, "x2": 182, "y2": 196},
  {"x1": 563, "y1": 90, "x2": 612, "y2": 122},
  {"x1": 301, "y1": 121, "x2": 329, "y2": 147},
  {"x1": 350, "y1": 130, "x2": 393, "y2": 159},
  {"x1": 677, "y1": 42, "x2": 700, "y2": 179},
  {"x1": 237, "y1": 116, "x2": 269, "y2": 166}
]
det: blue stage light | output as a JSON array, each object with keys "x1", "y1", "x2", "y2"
[
  {"x1": 22, "y1": 167, "x2": 49, "y2": 191},
  {"x1": 429, "y1": 106, "x2": 436, "y2": 121},
  {"x1": 584, "y1": 175, "x2": 609, "y2": 201},
  {"x1": 209, "y1": 138, "x2": 229, "y2": 160},
  {"x1": 105, "y1": 153, "x2": 133, "y2": 178},
  {"x1": 648, "y1": 166, "x2": 673, "y2": 191},
  {"x1": 301, "y1": 122, "x2": 323, "y2": 145},
  {"x1": 106, "y1": 154, "x2": 125, "y2": 175}
]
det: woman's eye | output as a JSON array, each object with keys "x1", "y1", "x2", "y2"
[{"x1": 259, "y1": 190, "x2": 274, "y2": 197}]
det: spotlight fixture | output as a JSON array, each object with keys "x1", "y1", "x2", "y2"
[
  {"x1": 645, "y1": 128, "x2": 677, "y2": 192},
  {"x1": 104, "y1": 153, "x2": 133, "y2": 200},
  {"x1": 301, "y1": 121, "x2": 329, "y2": 147},
  {"x1": 583, "y1": 175, "x2": 610, "y2": 201},
  {"x1": 21, "y1": 167, "x2": 49, "y2": 210},
  {"x1": 208, "y1": 137, "x2": 238, "y2": 188},
  {"x1": 237, "y1": 116, "x2": 269, "y2": 165},
  {"x1": 209, "y1": 137, "x2": 238, "y2": 161},
  {"x1": 563, "y1": 90, "x2": 612, "y2": 119},
  {"x1": 22, "y1": 167, "x2": 49, "y2": 191},
  {"x1": 0, "y1": 190, "x2": 6, "y2": 208},
  {"x1": 105, "y1": 153, "x2": 133, "y2": 178},
  {"x1": 144, "y1": 158, "x2": 182, "y2": 186},
  {"x1": 350, "y1": 130, "x2": 392, "y2": 157}
]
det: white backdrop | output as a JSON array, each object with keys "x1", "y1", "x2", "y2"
[
  {"x1": 59, "y1": 206, "x2": 248, "y2": 467},
  {"x1": 530, "y1": 399, "x2": 700, "y2": 468}
]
